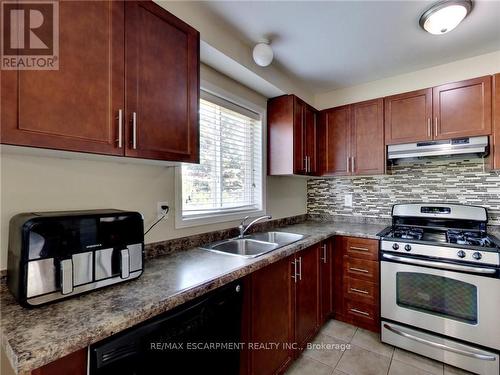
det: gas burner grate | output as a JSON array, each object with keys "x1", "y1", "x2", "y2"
[
  {"x1": 446, "y1": 230, "x2": 494, "y2": 247},
  {"x1": 392, "y1": 226, "x2": 424, "y2": 241}
]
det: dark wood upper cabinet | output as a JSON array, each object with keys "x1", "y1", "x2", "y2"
[
  {"x1": 352, "y1": 98, "x2": 385, "y2": 175},
  {"x1": 318, "y1": 106, "x2": 352, "y2": 176},
  {"x1": 384, "y1": 88, "x2": 432, "y2": 145},
  {"x1": 1, "y1": 1, "x2": 200, "y2": 163},
  {"x1": 247, "y1": 256, "x2": 295, "y2": 375},
  {"x1": 433, "y1": 76, "x2": 492, "y2": 140},
  {"x1": 1, "y1": 1, "x2": 125, "y2": 155},
  {"x1": 493, "y1": 73, "x2": 500, "y2": 170},
  {"x1": 319, "y1": 240, "x2": 334, "y2": 324},
  {"x1": 294, "y1": 244, "x2": 320, "y2": 349},
  {"x1": 319, "y1": 99, "x2": 384, "y2": 176},
  {"x1": 125, "y1": 1, "x2": 199, "y2": 162},
  {"x1": 268, "y1": 95, "x2": 317, "y2": 176}
]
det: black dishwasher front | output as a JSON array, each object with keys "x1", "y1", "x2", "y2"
[{"x1": 90, "y1": 280, "x2": 244, "y2": 375}]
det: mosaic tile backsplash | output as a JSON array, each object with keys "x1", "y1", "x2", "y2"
[{"x1": 307, "y1": 157, "x2": 500, "y2": 225}]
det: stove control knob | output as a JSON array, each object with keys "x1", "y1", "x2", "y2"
[
  {"x1": 392, "y1": 243, "x2": 399, "y2": 250},
  {"x1": 472, "y1": 252, "x2": 482, "y2": 260},
  {"x1": 404, "y1": 244, "x2": 412, "y2": 252},
  {"x1": 457, "y1": 250, "x2": 466, "y2": 258}
]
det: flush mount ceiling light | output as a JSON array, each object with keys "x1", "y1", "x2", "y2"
[
  {"x1": 419, "y1": 0, "x2": 472, "y2": 35},
  {"x1": 252, "y1": 41, "x2": 274, "y2": 67}
]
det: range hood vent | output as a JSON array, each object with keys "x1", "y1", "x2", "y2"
[{"x1": 387, "y1": 136, "x2": 488, "y2": 160}]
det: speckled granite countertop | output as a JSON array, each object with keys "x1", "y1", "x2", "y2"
[{"x1": 0, "y1": 221, "x2": 386, "y2": 374}]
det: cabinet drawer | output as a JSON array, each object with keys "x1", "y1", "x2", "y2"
[
  {"x1": 345, "y1": 299, "x2": 378, "y2": 326},
  {"x1": 344, "y1": 277, "x2": 378, "y2": 305},
  {"x1": 345, "y1": 237, "x2": 378, "y2": 260},
  {"x1": 344, "y1": 257, "x2": 379, "y2": 282}
]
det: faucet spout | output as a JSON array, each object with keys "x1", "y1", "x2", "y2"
[{"x1": 238, "y1": 215, "x2": 272, "y2": 238}]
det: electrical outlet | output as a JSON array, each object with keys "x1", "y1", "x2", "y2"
[
  {"x1": 156, "y1": 201, "x2": 169, "y2": 219},
  {"x1": 344, "y1": 194, "x2": 353, "y2": 207}
]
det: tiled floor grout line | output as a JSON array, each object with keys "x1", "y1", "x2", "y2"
[{"x1": 331, "y1": 327, "x2": 358, "y2": 374}]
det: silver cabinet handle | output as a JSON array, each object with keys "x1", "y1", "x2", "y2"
[
  {"x1": 120, "y1": 249, "x2": 130, "y2": 279},
  {"x1": 347, "y1": 157, "x2": 350, "y2": 173},
  {"x1": 60, "y1": 259, "x2": 73, "y2": 295},
  {"x1": 298, "y1": 256, "x2": 302, "y2": 281},
  {"x1": 116, "y1": 109, "x2": 123, "y2": 148},
  {"x1": 350, "y1": 308, "x2": 370, "y2": 316},
  {"x1": 351, "y1": 156, "x2": 355, "y2": 173},
  {"x1": 434, "y1": 117, "x2": 438, "y2": 137},
  {"x1": 307, "y1": 156, "x2": 311, "y2": 174},
  {"x1": 350, "y1": 246, "x2": 369, "y2": 252},
  {"x1": 350, "y1": 288, "x2": 369, "y2": 295},
  {"x1": 349, "y1": 267, "x2": 369, "y2": 273},
  {"x1": 383, "y1": 324, "x2": 496, "y2": 361},
  {"x1": 382, "y1": 253, "x2": 497, "y2": 274},
  {"x1": 291, "y1": 260, "x2": 297, "y2": 283},
  {"x1": 132, "y1": 112, "x2": 137, "y2": 149},
  {"x1": 304, "y1": 157, "x2": 308, "y2": 173},
  {"x1": 427, "y1": 118, "x2": 431, "y2": 137},
  {"x1": 321, "y1": 244, "x2": 327, "y2": 263}
]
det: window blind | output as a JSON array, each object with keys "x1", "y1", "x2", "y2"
[{"x1": 181, "y1": 91, "x2": 263, "y2": 218}]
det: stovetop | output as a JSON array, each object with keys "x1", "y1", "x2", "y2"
[{"x1": 384, "y1": 225, "x2": 499, "y2": 249}]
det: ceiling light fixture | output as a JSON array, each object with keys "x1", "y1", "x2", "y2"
[
  {"x1": 419, "y1": 0, "x2": 472, "y2": 35},
  {"x1": 252, "y1": 40, "x2": 274, "y2": 67}
]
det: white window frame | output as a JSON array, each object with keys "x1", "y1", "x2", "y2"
[{"x1": 175, "y1": 80, "x2": 267, "y2": 229}]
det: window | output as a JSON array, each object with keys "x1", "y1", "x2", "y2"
[{"x1": 177, "y1": 90, "x2": 264, "y2": 226}]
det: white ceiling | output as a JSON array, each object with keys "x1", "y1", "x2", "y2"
[{"x1": 197, "y1": 1, "x2": 500, "y2": 94}]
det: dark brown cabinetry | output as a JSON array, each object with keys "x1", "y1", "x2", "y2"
[
  {"x1": 319, "y1": 239, "x2": 334, "y2": 324},
  {"x1": 333, "y1": 236, "x2": 380, "y2": 332},
  {"x1": 31, "y1": 349, "x2": 87, "y2": 375},
  {"x1": 385, "y1": 76, "x2": 492, "y2": 145},
  {"x1": 246, "y1": 244, "x2": 321, "y2": 374},
  {"x1": 318, "y1": 98, "x2": 384, "y2": 176},
  {"x1": 1, "y1": 1, "x2": 199, "y2": 163},
  {"x1": 493, "y1": 73, "x2": 500, "y2": 170},
  {"x1": 384, "y1": 89, "x2": 433, "y2": 144},
  {"x1": 268, "y1": 95, "x2": 317, "y2": 175}
]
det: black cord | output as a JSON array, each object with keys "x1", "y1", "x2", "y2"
[{"x1": 144, "y1": 206, "x2": 170, "y2": 235}]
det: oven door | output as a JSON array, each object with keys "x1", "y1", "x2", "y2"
[{"x1": 381, "y1": 258, "x2": 500, "y2": 350}]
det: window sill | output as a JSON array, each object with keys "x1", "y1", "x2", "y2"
[{"x1": 175, "y1": 208, "x2": 265, "y2": 229}]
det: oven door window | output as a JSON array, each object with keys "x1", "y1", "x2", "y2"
[{"x1": 396, "y1": 272, "x2": 477, "y2": 324}]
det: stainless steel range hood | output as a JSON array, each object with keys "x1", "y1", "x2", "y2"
[{"x1": 387, "y1": 136, "x2": 488, "y2": 160}]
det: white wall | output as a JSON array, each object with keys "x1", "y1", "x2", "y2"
[
  {"x1": 0, "y1": 65, "x2": 308, "y2": 271},
  {"x1": 315, "y1": 50, "x2": 500, "y2": 110}
]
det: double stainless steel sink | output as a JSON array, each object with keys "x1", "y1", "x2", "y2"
[{"x1": 201, "y1": 231, "x2": 305, "y2": 258}]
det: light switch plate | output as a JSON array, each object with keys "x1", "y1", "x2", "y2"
[{"x1": 344, "y1": 194, "x2": 353, "y2": 207}]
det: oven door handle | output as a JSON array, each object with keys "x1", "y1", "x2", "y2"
[
  {"x1": 382, "y1": 253, "x2": 497, "y2": 274},
  {"x1": 383, "y1": 324, "x2": 497, "y2": 361}
]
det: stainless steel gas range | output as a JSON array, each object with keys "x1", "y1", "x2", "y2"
[{"x1": 378, "y1": 203, "x2": 500, "y2": 375}]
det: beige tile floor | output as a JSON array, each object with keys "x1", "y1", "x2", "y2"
[{"x1": 286, "y1": 320, "x2": 474, "y2": 375}]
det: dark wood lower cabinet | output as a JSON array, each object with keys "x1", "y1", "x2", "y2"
[
  {"x1": 319, "y1": 240, "x2": 334, "y2": 324},
  {"x1": 31, "y1": 349, "x2": 87, "y2": 375}
]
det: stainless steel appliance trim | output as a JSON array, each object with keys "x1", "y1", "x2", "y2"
[
  {"x1": 27, "y1": 258, "x2": 57, "y2": 297},
  {"x1": 127, "y1": 243, "x2": 143, "y2": 272},
  {"x1": 60, "y1": 259, "x2": 73, "y2": 295},
  {"x1": 95, "y1": 248, "x2": 114, "y2": 280},
  {"x1": 27, "y1": 270, "x2": 143, "y2": 306},
  {"x1": 120, "y1": 249, "x2": 130, "y2": 279},
  {"x1": 383, "y1": 323, "x2": 496, "y2": 361},
  {"x1": 391, "y1": 202, "x2": 487, "y2": 221},
  {"x1": 72, "y1": 252, "x2": 93, "y2": 286},
  {"x1": 382, "y1": 253, "x2": 497, "y2": 274}
]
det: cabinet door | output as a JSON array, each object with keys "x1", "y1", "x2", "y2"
[
  {"x1": 293, "y1": 98, "x2": 306, "y2": 174},
  {"x1": 31, "y1": 348, "x2": 87, "y2": 375},
  {"x1": 493, "y1": 73, "x2": 500, "y2": 170},
  {"x1": 384, "y1": 88, "x2": 432, "y2": 144},
  {"x1": 320, "y1": 240, "x2": 334, "y2": 323},
  {"x1": 352, "y1": 98, "x2": 385, "y2": 175},
  {"x1": 125, "y1": 1, "x2": 199, "y2": 162},
  {"x1": 249, "y1": 256, "x2": 295, "y2": 375},
  {"x1": 333, "y1": 237, "x2": 346, "y2": 320},
  {"x1": 433, "y1": 76, "x2": 492, "y2": 140},
  {"x1": 1, "y1": 2, "x2": 124, "y2": 155},
  {"x1": 319, "y1": 106, "x2": 352, "y2": 176},
  {"x1": 295, "y1": 244, "x2": 320, "y2": 348},
  {"x1": 304, "y1": 105, "x2": 317, "y2": 175}
]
